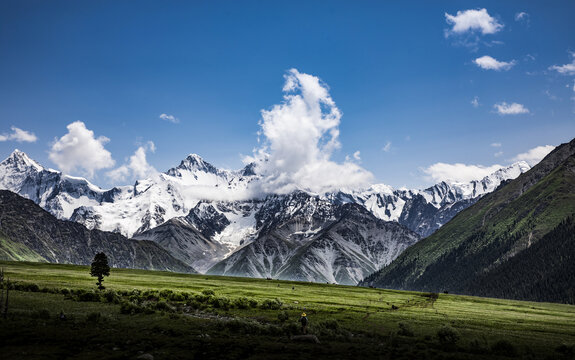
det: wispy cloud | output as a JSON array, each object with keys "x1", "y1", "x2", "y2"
[
  {"x1": 159, "y1": 113, "x2": 180, "y2": 124},
  {"x1": 514, "y1": 12, "x2": 529, "y2": 24},
  {"x1": 494, "y1": 102, "x2": 529, "y2": 115},
  {"x1": 471, "y1": 96, "x2": 480, "y2": 108},
  {"x1": 445, "y1": 9, "x2": 503, "y2": 36},
  {"x1": 549, "y1": 53, "x2": 575, "y2": 75},
  {"x1": 490, "y1": 142, "x2": 502, "y2": 147},
  {"x1": 474, "y1": 55, "x2": 515, "y2": 71},
  {"x1": 353, "y1": 151, "x2": 361, "y2": 161},
  {"x1": 382, "y1": 141, "x2": 392, "y2": 152},
  {"x1": 245, "y1": 69, "x2": 373, "y2": 194},
  {"x1": 494, "y1": 151, "x2": 503, "y2": 157},
  {"x1": 0, "y1": 126, "x2": 37, "y2": 143},
  {"x1": 49, "y1": 121, "x2": 115, "y2": 177},
  {"x1": 512, "y1": 145, "x2": 555, "y2": 166}
]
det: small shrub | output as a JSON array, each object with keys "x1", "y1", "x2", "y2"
[
  {"x1": 25, "y1": 283, "x2": 40, "y2": 292},
  {"x1": 233, "y1": 297, "x2": 251, "y2": 309},
  {"x1": 168, "y1": 292, "x2": 186, "y2": 302},
  {"x1": 78, "y1": 291, "x2": 100, "y2": 302},
  {"x1": 491, "y1": 339, "x2": 518, "y2": 357},
  {"x1": 437, "y1": 325, "x2": 460, "y2": 346},
  {"x1": 277, "y1": 310, "x2": 289, "y2": 323},
  {"x1": 260, "y1": 298, "x2": 283, "y2": 310},
  {"x1": 60, "y1": 288, "x2": 70, "y2": 295},
  {"x1": 120, "y1": 301, "x2": 145, "y2": 315},
  {"x1": 195, "y1": 294, "x2": 212, "y2": 303},
  {"x1": 128, "y1": 294, "x2": 142, "y2": 304},
  {"x1": 210, "y1": 296, "x2": 231, "y2": 310},
  {"x1": 398, "y1": 322, "x2": 414, "y2": 337},
  {"x1": 155, "y1": 301, "x2": 175, "y2": 313},
  {"x1": 202, "y1": 289, "x2": 215, "y2": 296},
  {"x1": 249, "y1": 298, "x2": 258, "y2": 308},
  {"x1": 159, "y1": 289, "x2": 174, "y2": 299},
  {"x1": 102, "y1": 290, "x2": 120, "y2": 304}
]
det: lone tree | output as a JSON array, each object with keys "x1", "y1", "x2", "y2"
[{"x1": 90, "y1": 252, "x2": 110, "y2": 290}]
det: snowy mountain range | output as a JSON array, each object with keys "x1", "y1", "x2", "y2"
[{"x1": 0, "y1": 149, "x2": 530, "y2": 283}]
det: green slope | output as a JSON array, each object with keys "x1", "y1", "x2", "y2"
[
  {"x1": 364, "y1": 138, "x2": 575, "y2": 303},
  {"x1": 1, "y1": 260, "x2": 574, "y2": 359},
  {"x1": 0, "y1": 232, "x2": 46, "y2": 262}
]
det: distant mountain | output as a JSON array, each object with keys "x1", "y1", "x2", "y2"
[
  {"x1": 333, "y1": 161, "x2": 530, "y2": 237},
  {"x1": 0, "y1": 149, "x2": 531, "y2": 284},
  {"x1": 362, "y1": 138, "x2": 575, "y2": 304},
  {"x1": 0, "y1": 190, "x2": 196, "y2": 273},
  {"x1": 0, "y1": 149, "x2": 529, "y2": 239},
  {"x1": 206, "y1": 192, "x2": 420, "y2": 285}
]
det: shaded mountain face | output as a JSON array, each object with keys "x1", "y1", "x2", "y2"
[
  {"x1": 0, "y1": 190, "x2": 196, "y2": 274},
  {"x1": 206, "y1": 193, "x2": 420, "y2": 285},
  {"x1": 362, "y1": 138, "x2": 575, "y2": 304}
]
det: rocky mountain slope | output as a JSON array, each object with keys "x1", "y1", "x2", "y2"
[
  {"x1": 362, "y1": 138, "x2": 575, "y2": 303},
  {"x1": 0, "y1": 149, "x2": 529, "y2": 239},
  {"x1": 0, "y1": 190, "x2": 196, "y2": 273},
  {"x1": 206, "y1": 193, "x2": 420, "y2": 284}
]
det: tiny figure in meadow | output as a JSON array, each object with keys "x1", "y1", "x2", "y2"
[{"x1": 299, "y1": 312, "x2": 308, "y2": 334}]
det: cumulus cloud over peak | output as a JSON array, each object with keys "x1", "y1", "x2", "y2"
[
  {"x1": 423, "y1": 162, "x2": 503, "y2": 183},
  {"x1": 494, "y1": 102, "x2": 529, "y2": 115},
  {"x1": 0, "y1": 126, "x2": 37, "y2": 143},
  {"x1": 445, "y1": 8, "x2": 503, "y2": 35},
  {"x1": 107, "y1": 141, "x2": 158, "y2": 182},
  {"x1": 474, "y1": 55, "x2": 515, "y2": 71},
  {"x1": 246, "y1": 69, "x2": 373, "y2": 194},
  {"x1": 512, "y1": 145, "x2": 555, "y2": 167},
  {"x1": 49, "y1": 121, "x2": 115, "y2": 177}
]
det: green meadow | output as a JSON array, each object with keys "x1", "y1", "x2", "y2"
[{"x1": 1, "y1": 260, "x2": 574, "y2": 359}]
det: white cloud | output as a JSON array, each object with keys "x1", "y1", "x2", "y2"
[
  {"x1": 494, "y1": 102, "x2": 529, "y2": 115},
  {"x1": 382, "y1": 141, "x2": 392, "y2": 152},
  {"x1": 490, "y1": 142, "x2": 502, "y2": 147},
  {"x1": 106, "y1": 141, "x2": 157, "y2": 182},
  {"x1": 494, "y1": 151, "x2": 503, "y2": 157},
  {"x1": 512, "y1": 145, "x2": 555, "y2": 166},
  {"x1": 549, "y1": 53, "x2": 575, "y2": 75},
  {"x1": 0, "y1": 126, "x2": 37, "y2": 143},
  {"x1": 49, "y1": 121, "x2": 115, "y2": 177},
  {"x1": 445, "y1": 8, "x2": 503, "y2": 35},
  {"x1": 423, "y1": 162, "x2": 503, "y2": 183},
  {"x1": 474, "y1": 55, "x2": 515, "y2": 71},
  {"x1": 246, "y1": 68, "x2": 373, "y2": 194},
  {"x1": 353, "y1": 151, "x2": 361, "y2": 161},
  {"x1": 572, "y1": 80, "x2": 575, "y2": 92},
  {"x1": 471, "y1": 96, "x2": 480, "y2": 108},
  {"x1": 159, "y1": 113, "x2": 179, "y2": 124},
  {"x1": 514, "y1": 12, "x2": 529, "y2": 22}
]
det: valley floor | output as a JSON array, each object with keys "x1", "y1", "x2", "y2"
[{"x1": 0, "y1": 261, "x2": 574, "y2": 359}]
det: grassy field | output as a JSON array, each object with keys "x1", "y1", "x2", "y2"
[{"x1": 1, "y1": 260, "x2": 574, "y2": 359}]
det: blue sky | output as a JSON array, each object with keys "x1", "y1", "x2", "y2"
[{"x1": 1, "y1": 1, "x2": 574, "y2": 190}]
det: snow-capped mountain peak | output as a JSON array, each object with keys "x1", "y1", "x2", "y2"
[
  {"x1": 4, "y1": 149, "x2": 46, "y2": 173},
  {"x1": 166, "y1": 153, "x2": 222, "y2": 176}
]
